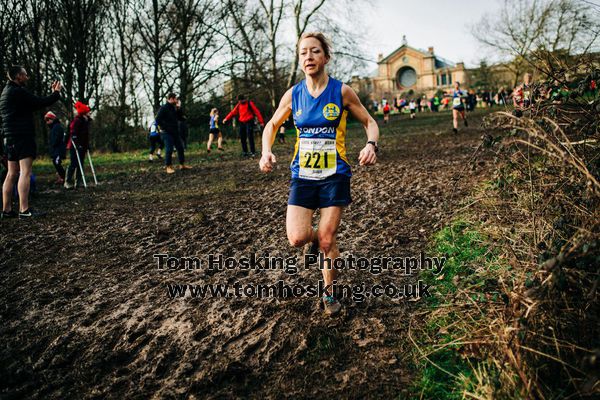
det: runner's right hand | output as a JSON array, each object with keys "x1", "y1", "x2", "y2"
[{"x1": 259, "y1": 151, "x2": 276, "y2": 173}]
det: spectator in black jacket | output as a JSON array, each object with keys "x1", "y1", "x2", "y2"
[
  {"x1": 155, "y1": 93, "x2": 191, "y2": 174},
  {"x1": 0, "y1": 65, "x2": 61, "y2": 219},
  {"x1": 45, "y1": 111, "x2": 66, "y2": 184}
]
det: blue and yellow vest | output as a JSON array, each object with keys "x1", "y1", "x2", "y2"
[
  {"x1": 452, "y1": 89, "x2": 465, "y2": 108},
  {"x1": 290, "y1": 77, "x2": 351, "y2": 180},
  {"x1": 210, "y1": 115, "x2": 219, "y2": 129}
]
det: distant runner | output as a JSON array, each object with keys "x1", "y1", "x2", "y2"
[
  {"x1": 207, "y1": 108, "x2": 224, "y2": 153},
  {"x1": 513, "y1": 73, "x2": 535, "y2": 115},
  {"x1": 383, "y1": 102, "x2": 390, "y2": 123},
  {"x1": 409, "y1": 99, "x2": 416, "y2": 119},
  {"x1": 147, "y1": 120, "x2": 163, "y2": 162},
  {"x1": 451, "y1": 81, "x2": 468, "y2": 134}
]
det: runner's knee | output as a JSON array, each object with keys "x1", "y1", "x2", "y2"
[
  {"x1": 317, "y1": 231, "x2": 336, "y2": 253},
  {"x1": 5, "y1": 171, "x2": 19, "y2": 181},
  {"x1": 287, "y1": 232, "x2": 310, "y2": 248}
]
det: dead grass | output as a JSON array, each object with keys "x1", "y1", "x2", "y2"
[{"x1": 408, "y1": 68, "x2": 599, "y2": 399}]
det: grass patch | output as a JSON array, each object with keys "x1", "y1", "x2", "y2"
[
  {"x1": 300, "y1": 328, "x2": 349, "y2": 365},
  {"x1": 420, "y1": 220, "x2": 501, "y2": 311},
  {"x1": 416, "y1": 347, "x2": 475, "y2": 400},
  {"x1": 408, "y1": 219, "x2": 507, "y2": 400}
]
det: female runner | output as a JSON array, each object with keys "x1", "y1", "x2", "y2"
[{"x1": 259, "y1": 32, "x2": 379, "y2": 316}]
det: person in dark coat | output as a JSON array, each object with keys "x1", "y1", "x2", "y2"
[
  {"x1": 64, "y1": 101, "x2": 91, "y2": 189},
  {"x1": 155, "y1": 93, "x2": 190, "y2": 174},
  {"x1": 0, "y1": 65, "x2": 61, "y2": 219},
  {"x1": 45, "y1": 111, "x2": 66, "y2": 184}
]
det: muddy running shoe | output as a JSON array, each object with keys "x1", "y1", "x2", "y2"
[
  {"x1": 322, "y1": 295, "x2": 342, "y2": 316},
  {"x1": 19, "y1": 209, "x2": 47, "y2": 219},
  {"x1": 179, "y1": 164, "x2": 192, "y2": 170},
  {"x1": 207, "y1": 148, "x2": 211, "y2": 154},
  {"x1": 464, "y1": 119, "x2": 468, "y2": 127},
  {"x1": 218, "y1": 147, "x2": 224, "y2": 151},
  {"x1": 1, "y1": 210, "x2": 17, "y2": 219},
  {"x1": 64, "y1": 181, "x2": 74, "y2": 190},
  {"x1": 166, "y1": 165, "x2": 176, "y2": 174},
  {"x1": 453, "y1": 128, "x2": 458, "y2": 134}
]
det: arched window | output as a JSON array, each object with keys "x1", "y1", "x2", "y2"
[{"x1": 396, "y1": 66, "x2": 417, "y2": 89}]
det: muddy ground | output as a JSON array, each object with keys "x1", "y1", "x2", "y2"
[{"x1": 0, "y1": 111, "x2": 494, "y2": 399}]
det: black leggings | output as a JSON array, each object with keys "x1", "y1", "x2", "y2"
[
  {"x1": 149, "y1": 135, "x2": 163, "y2": 154},
  {"x1": 239, "y1": 122, "x2": 255, "y2": 154},
  {"x1": 66, "y1": 146, "x2": 86, "y2": 184},
  {"x1": 52, "y1": 154, "x2": 66, "y2": 179}
]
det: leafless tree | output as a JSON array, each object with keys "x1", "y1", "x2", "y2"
[
  {"x1": 223, "y1": 0, "x2": 368, "y2": 112},
  {"x1": 168, "y1": 0, "x2": 225, "y2": 107},
  {"x1": 0, "y1": 0, "x2": 26, "y2": 72},
  {"x1": 286, "y1": 0, "x2": 326, "y2": 88},
  {"x1": 136, "y1": 0, "x2": 176, "y2": 112},
  {"x1": 23, "y1": 1, "x2": 61, "y2": 143},
  {"x1": 53, "y1": 0, "x2": 108, "y2": 112},
  {"x1": 0, "y1": 0, "x2": 370, "y2": 150},
  {"x1": 472, "y1": 0, "x2": 600, "y2": 86},
  {"x1": 224, "y1": 0, "x2": 284, "y2": 110},
  {"x1": 106, "y1": 0, "x2": 138, "y2": 150}
]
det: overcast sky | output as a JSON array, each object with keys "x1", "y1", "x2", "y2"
[{"x1": 362, "y1": 0, "x2": 504, "y2": 69}]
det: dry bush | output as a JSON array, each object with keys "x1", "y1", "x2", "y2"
[{"x1": 476, "y1": 67, "x2": 600, "y2": 398}]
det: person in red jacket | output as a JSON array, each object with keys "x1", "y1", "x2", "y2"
[
  {"x1": 64, "y1": 101, "x2": 91, "y2": 189},
  {"x1": 382, "y1": 102, "x2": 390, "y2": 124},
  {"x1": 222, "y1": 94, "x2": 264, "y2": 157}
]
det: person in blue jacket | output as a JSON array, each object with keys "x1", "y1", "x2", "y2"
[
  {"x1": 45, "y1": 111, "x2": 66, "y2": 184},
  {"x1": 148, "y1": 120, "x2": 163, "y2": 162}
]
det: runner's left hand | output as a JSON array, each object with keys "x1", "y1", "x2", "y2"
[
  {"x1": 358, "y1": 145, "x2": 377, "y2": 166},
  {"x1": 259, "y1": 151, "x2": 277, "y2": 172}
]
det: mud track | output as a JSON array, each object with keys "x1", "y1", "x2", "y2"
[{"x1": 1, "y1": 112, "x2": 494, "y2": 399}]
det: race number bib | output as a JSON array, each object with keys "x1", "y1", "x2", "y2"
[
  {"x1": 453, "y1": 97, "x2": 462, "y2": 106},
  {"x1": 299, "y1": 138, "x2": 336, "y2": 180},
  {"x1": 523, "y1": 90, "x2": 531, "y2": 101}
]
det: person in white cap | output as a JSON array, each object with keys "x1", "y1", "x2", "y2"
[{"x1": 44, "y1": 111, "x2": 66, "y2": 184}]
